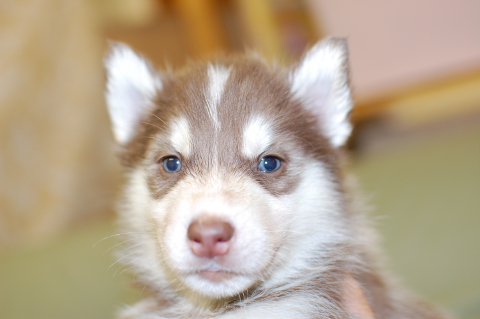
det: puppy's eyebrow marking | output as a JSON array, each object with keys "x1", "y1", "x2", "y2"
[
  {"x1": 169, "y1": 116, "x2": 191, "y2": 157},
  {"x1": 206, "y1": 64, "x2": 231, "y2": 130},
  {"x1": 242, "y1": 116, "x2": 273, "y2": 158}
]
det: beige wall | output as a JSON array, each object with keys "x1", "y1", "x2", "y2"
[{"x1": 0, "y1": 0, "x2": 121, "y2": 248}]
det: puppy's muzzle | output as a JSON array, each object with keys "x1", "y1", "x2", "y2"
[{"x1": 187, "y1": 217, "x2": 234, "y2": 258}]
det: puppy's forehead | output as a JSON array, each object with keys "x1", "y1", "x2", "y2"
[
  {"x1": 124, "y1": 57, "x2": 334, "y2": 170},
  {"x1": 172, "y1": 59, "x2": 289, "y2": 157}
]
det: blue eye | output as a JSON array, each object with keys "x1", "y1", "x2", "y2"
[
  {"x1": 258, "y1": 156, "x2": 281, "y2": 173},
  {"x1": 163, "y1": 156, "x2": 182, "y2": 173}
]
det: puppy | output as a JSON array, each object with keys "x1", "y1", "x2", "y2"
[{"x1": 104, "y1": 38, "x2": 450, "y2": 318}]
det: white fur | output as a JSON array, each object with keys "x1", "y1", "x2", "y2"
[
  {"x1": 105, "y1": 43, "x2": 162, "y2": 144},
  {"x1": 290, "y1": 38, "x2": 353, "y2": 148},
  {"x1": 242, "y1": 116, "x2": 273, "y2": 158},
  {"x1": 217, "y1": 295, "x2": 330, "y2": 319},
  {"x1": 119, "y1": 167, "x2": 169, "y2": 290},
  {"x1": 154, "y1": 169, "x2": 275, "y2": 298},
  {"x1": 169, "y1": 117, "x2": 191, "y2": 157},
  {"x1": 206, "y1": 64, "x2": 231, "y2": 130},
  {"x1": 108, "y1": 40, "x2": 446, "y2": 319},
  {"x1": 109, "y1": 40, "x2": 352, "y2": 318},
  {"x1": 119, "y1": 154, "x2": 346, "y2": 318},
  {"x1": 263, "y1": 161, "x2": 347, "y2": 288}
]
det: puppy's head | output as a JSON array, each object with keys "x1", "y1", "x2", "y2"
[{"x1": 105, "y1": 39, "x2": 353, "y2": 300}]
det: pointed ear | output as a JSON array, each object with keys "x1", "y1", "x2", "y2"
[
  {"x1": 289, "y1": 38, "x2": 353, "y2": 148},
  {"x1": 104, "y1": 42, "x2": 162, "y2": 144}
]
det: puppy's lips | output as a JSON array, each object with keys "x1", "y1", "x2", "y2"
[{"x1": 198, "y1": 269, "x2": 235, "y2": 282}]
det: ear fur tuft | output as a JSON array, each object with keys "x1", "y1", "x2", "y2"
[
  {"x1": 290, "y1": 38, "x2": 353, "y2": 148},
  {"x1": 104, "y1": 42, "x2": 162, "y2": 144}
]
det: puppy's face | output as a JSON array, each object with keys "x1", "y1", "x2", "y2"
[{"x1": 105, "y1": 39, "x2": 353, "y2": 300}]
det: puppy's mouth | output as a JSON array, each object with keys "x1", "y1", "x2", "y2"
[{"x1": 197, "y1": 269, "x2": 235, "y2": 282}]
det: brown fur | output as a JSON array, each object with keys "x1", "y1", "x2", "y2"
[
  {"x1": 106, "y1": 43, "x2": 452, "y2": 319},
  {"x1": 121, "y1": 57, "x2": 340, "y2": 198}
]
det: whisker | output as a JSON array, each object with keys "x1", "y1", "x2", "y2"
[
  {"x1": 140, "y1": 283, "x2": 149, "y2": 296},
  {"x1": 105, "y1": 250, "x2": 139, "y2": 275},
  {"x1": 102, "y1": 237, "x2": 139, "y2": 255},
  {"x1": 114, "y1": 263, "x2": 138, "y2": 278},
  {"x1": 93, "y1": 232, "x2": 145, "y2": 247},
  {"x1": 141, "y1": 121, "x2": 163, "y2": 131},
  {"x1": 148, "y1": 112, "x2": 167, "y2": 125}
]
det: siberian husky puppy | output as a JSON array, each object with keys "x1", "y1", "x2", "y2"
[{"x1": 104, "y1": 38, "x2": 449, "y2": 319}]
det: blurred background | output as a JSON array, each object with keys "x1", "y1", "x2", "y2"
[{"x1": 0, "y1": 0, "x2": 479, "y2": 318}]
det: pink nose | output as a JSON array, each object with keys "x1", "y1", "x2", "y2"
[{"x1": 187, "y1": 217, "x2": 234, "y2": 258}]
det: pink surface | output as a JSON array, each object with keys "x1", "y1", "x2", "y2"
[{"x1": 306, "y1": 0, "x2": 480, "y2": 98}]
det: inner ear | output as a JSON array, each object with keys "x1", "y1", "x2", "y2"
[
  {"x1": 104, "y1": 42, "x2": 162, "y2": 145},
  {"x1": 289, "y1": 38, "x2": 353, "y2": 148},
  {"x1": 342, "y1": 274, "x2": 375, "y2": 319}
]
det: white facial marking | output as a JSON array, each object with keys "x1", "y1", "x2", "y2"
[
  {"x1": 169, "y1": 117, "x2": 191, "y2": 157},
  {"x1": 105, "y1": 43, "x2": 162, "y2": 144},
  {"x1": 242, "y1": 116, "x2": 273, "y2": 158},
  {"x1": 206, "y1": 64, "x2": 231, "y2": 130}
]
